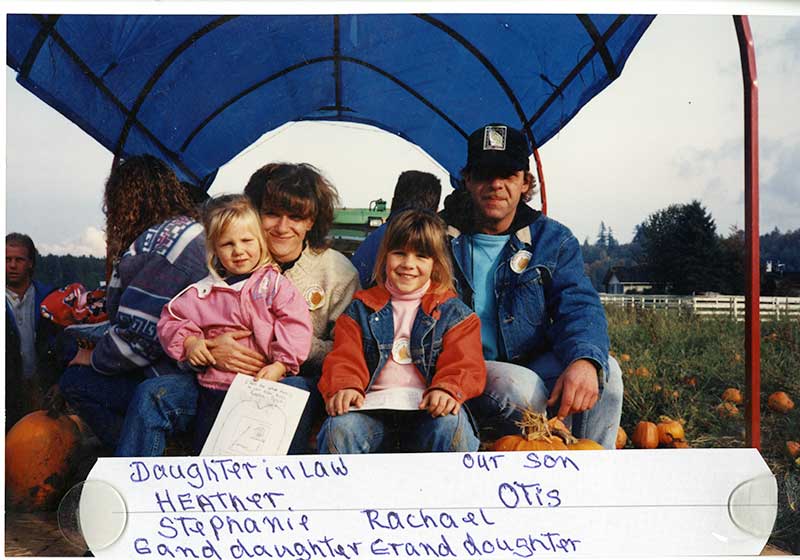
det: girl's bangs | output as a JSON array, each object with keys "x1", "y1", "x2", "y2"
[{"x1": 386, "y1": 220, "x2": 438, "y2": 256}]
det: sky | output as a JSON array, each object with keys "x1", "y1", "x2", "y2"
[{"x1": 4, "y1": 4, "x2": 800, "y2": 258}]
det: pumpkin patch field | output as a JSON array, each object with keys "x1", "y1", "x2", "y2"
[{"x1": 606, "y1": 305, "x2": 800, "y2": 554}]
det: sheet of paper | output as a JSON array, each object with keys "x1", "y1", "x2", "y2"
[
  {"x1": 80, "y1": 449, "x2": 776, "y2": 557},
  {"x1": 359, "y1": 387, "x2": 425, "y2": 411},
  {"x1": 200, "y1": 374, "x2": 309, "y2": 457}
]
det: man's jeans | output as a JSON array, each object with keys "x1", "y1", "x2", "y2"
[
  {"x1": 317, "y1": 408, "x2": 479, "y2": 454},
  {"x1": 467, "y1": 353, "x2": 623, "y2": 449},
  {"x1": 114, "y1": 373, "x2": 320, "y2": 456},
  {"x1": 116, "y1": 374, "x2": 199, "y2": 457},
  {"x1": 60, "y1": 365, "x2": 145, "y2": 449}
]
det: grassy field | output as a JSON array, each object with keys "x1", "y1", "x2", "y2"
[{"x1": 606, "y1": 305, "x2": 800, "y2": 553}]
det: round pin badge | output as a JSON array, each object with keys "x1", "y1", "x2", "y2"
[
  {"x1": 391, "y1": 337, "x2": 412, "y2": 364},
  {"x1": 510, "y1": 250, "x2": 532, "y2": 274},
  {"x1": 304, "y1": 286, "x2": 325, "y2": 310}
]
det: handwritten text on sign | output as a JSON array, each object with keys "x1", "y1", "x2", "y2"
[{"x1": 84, "y1": 449, "x2": 776, "y2": 558}]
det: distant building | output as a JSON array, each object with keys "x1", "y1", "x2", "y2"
[{"x1": 603, "y1": 266, "x2": 661, "y2": 294}]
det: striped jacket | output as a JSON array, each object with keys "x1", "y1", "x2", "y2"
[{"x1": 92, "y1": 216, "x2": 207, "y2": 377}]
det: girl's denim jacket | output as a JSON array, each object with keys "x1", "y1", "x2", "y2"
[
  {"x1": 319, "y1": 284, "x2": 486, "y2": 403},
  {"x1": 446, "y1": 204, "x2": 610, "y2": 391}
]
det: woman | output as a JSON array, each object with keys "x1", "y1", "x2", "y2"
[
  {"x1": 116, "y1": 162, "x2": 359, "y2": 455},
  {"x1": 59, "y1": 155, "x2": 207, "y2": 451}
]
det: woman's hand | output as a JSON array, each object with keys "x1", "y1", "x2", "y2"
[
  {"x1": 255, "y1": 362, "x2": 287, "y2": 382},
  {"x1": 184, "y1": 336, "x2": 216, "y2": 367},
  {"x1": 205, "y1": 330, "x2": 267, "y2": 374},
  {"x1": 68, "y1": 347, "x2": 93, "y2": 367},
  {"x1": 325, "y1": 389, "x2": 364, "y2": 416},
  {"x1": 420, "y1": 389, "x2": 460, "y2": 417}
]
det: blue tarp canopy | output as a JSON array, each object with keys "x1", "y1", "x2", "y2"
[{"x1": 7, "y1": 13, "x2": 654, "y2": 189}]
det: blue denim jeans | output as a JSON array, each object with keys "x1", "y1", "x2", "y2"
[
  {"x1": 317, "y1": 408, "x2": 479, "y2": 454},
  {"x1": 280, "y1": 374, "x2": 324, "y2": 454},
  {"x1": 60, "y1": 365, "x2": 145, "y2": 449},
  {"x1": 115, "y1": 374, "x2": 199, "y2": 457},
  {"x1": 115, "y1": 373, "x2": 321, "y2": 456},
  {"x1": 467, "y1": 353, "x2": 623, "y2": 449}
]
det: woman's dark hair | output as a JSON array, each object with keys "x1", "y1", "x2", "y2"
[
  {"x1": 243, "y1": 162, "x2": 339, "y2": 251},
  {"x1": 104, "y1": 154, "x2": 199, "y2": 265}
]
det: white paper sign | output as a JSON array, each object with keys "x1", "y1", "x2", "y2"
[
  {"x1": 200, "y1": 375, "x2": 309, "y2": 457},
  {"x1": 78, "y1": 449, "x2": 777, "y2": 558},
  {"x1": 359, "y1": 388, "x2": 425, "y2": 411}
]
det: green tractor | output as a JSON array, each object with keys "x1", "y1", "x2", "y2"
[{"x1": 330, "y1": 199, "x2": 390, "y2": 256}]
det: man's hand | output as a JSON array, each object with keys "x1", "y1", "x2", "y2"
[
  {"x1": 546, "y1": 359, "x2": 599, "y2": 419},
  {"x1": 325, "y1": 389, "x2": 364, "y2": 416},
  {"x1": 68, "y1": 347, "x2": 93, "y2": 367},
  {"x1": 205, "y1": 330, "x2": 267, "y2": 375},
  {"x1": 420, "y1": 389, "x2": 460, "y2": 417}
]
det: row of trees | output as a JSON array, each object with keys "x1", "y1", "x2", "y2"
[{"x1": 583, "y1": 201, "x2": 798, "y2": 295}]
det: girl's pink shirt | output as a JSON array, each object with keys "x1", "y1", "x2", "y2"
[
  {"x1": 368, "y1": 280, "x2": 430, "y2": 393},
  {"x1": 157, "y1": 265, "x2": 312, "y2": 391}
]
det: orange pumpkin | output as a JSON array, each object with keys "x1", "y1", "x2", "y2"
[
  {"x1": 632, "y1": 421, "x2": 659, "y2": 449},
  {"x1": 568, "y1": 438, "x2": 605, "y2": 451},
  {"x1": 6, "y1": 410, "x2": 81, "y2": 511},
  {"x1": 490, "y1": 411, "x2": 568, "y2": 452},
  {"x1": 721, "y1": 388, "x2": 743, "y2": 405},
  {"x1": 716, "y1": 402, "x2": 739, "y2": 418},
  {"x1": 670, "y1": 440, "x2": 691, "y2": 449},
  {"x1": 785, "y1": 441, "x2": 800, "y2": 459},
  {"x1": 767, "y1": 392, "x2": 795, "y2": 414},
  {"x1": 657, "y1": 417, "x2": 685, "y2": 446},
  {"x1": 615, "y1": 427, "x2": 628, "y2": 449}
]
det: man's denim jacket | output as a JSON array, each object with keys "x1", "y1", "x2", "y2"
[{"x1": 445, "y1": 203, "x2": 611, "y2": 390}]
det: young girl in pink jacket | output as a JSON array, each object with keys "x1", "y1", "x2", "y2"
[{"x1": 157, "y1": 194, "x2": 312, "y2": 450}]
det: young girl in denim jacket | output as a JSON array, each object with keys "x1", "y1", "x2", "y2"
[
  {"x1": 317, "y1": 209, "x2": 486, "y2": 453},
  {"x1": 157, "y1": 194, "x2": 312, "y2": 450}
]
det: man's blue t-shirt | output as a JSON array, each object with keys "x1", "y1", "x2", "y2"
[{"x1": 470, "y1": 233, "x2": 509, "y2": 360}]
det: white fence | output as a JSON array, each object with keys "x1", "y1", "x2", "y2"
[{"x1": 600, "y1": 293, "x2": 800, "y2": 321}]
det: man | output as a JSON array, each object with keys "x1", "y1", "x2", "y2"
[
  {"x1": 440, "y1": 123, "x2": 623, "y2": 448},
  {"x1": 351, "y1": 170, "x2": 442, "y2": 287},
  {"x1": 5, "y1": 233, "x2": 67, "y2": 430}
]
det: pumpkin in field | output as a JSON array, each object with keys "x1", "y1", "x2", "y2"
[
  {"x1": 767, "y1": 391, "x2": 795, "y2": 414},
  {"x1": 786, "y1": 441, "x2": 800, "y2": 459},
  {"x1": 657, "y1": 416, "x2": 685, "y2": 447},
  {"x1": 632, "y1": 421, "x2": 659, "y2": 449},
  {"x1": 616, "y1": 427, "x2": 628, "y2": 449},
  {"x1": 545, "y1": 416, "x2": 604, "y2": 450},
  {"x1": 722, "y1": 388, "x2": 743, "y2": 405},
  {"x1": 6, "y1": 409, "x2": 81, "y2": 511},
  {"x1": 716, "y1": 402, "x2": 739, "y2": 418}
]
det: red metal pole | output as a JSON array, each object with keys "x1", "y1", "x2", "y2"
[
  {"x1": 734, "y1": 15, "x2": 760, "y2": 450},
  {"x1": 532, "y1": 146, "x2": 547, "y2": 215}
]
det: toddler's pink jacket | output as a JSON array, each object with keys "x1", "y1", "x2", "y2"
[{"x1": 157, "y1": 265, "x2": 312, "y2": 390}]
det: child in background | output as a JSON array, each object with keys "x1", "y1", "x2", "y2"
[
  {"x1": 157, "y1": 194, "x2": 312, "y2": 451},
  {"x1": 318, "y1": 209, "x2": 486, "y2": 453}
]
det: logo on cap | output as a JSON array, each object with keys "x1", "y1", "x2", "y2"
[{"x1": 483, "y1": 125, "x2": 508, "y2": 151}]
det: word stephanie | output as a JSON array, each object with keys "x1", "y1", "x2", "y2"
[
  {"x1": 461, "y1": 453, "x2": 579, "y2": 473},
  {"x1": 158, "y1": 511, "x2": 311, "y2": 540},
  {"x1": 361, "y1": 508, "x2": 495, "y2": 531},
  {"x1": 129, "y1": 457, "x2": 350, "y2": 490}
]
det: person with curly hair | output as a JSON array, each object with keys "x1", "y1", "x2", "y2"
[{"x1": 59, "y1": 154, "x2": 208, "y2": 452}]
